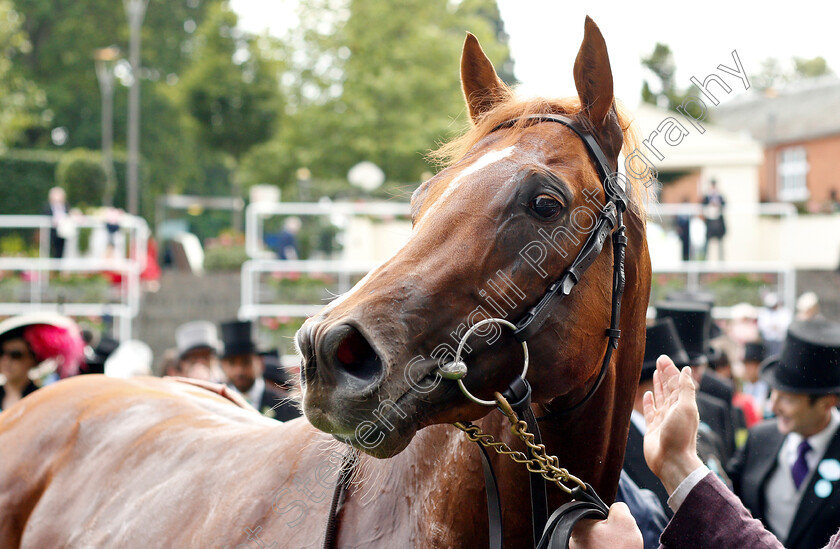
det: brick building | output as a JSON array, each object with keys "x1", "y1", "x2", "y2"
[{"x1": 714, "y1": 77, "x2": 840, "y2": 210}]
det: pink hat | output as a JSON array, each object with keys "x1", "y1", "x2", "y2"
[{"x1": 0, "y1": 312, "x2": 85, "y2": 378}]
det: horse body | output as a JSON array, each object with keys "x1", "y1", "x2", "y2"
[
  {"x1": 1, "y1": 375, "x2": 520, "y2": 547},
  {"x1": 0, "y1": 17, "x2": 651, "y2": 549}
]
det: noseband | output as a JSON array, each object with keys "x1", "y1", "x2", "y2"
[{"x1": 323, "y1": 114, "x2": 629, "y2": 549}]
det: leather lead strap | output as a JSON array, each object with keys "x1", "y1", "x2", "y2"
[
  {"x1": 535, "y1": 483, "x2": 609, "y2": 549},
  {"x1": 501, "y1": 377, "x2": 549, "y2": 544},
  {"x1": 522, "y1": 406, "x2": 548, "y2": 543},
  {"x1": 322, "y1": 448, "x2": 358, "y2": 549},
  {"x1": 475, "y1": 431, "x2": 505, "y2": 549}
]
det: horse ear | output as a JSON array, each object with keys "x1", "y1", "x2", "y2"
[
  {"x1": 573, "y1": 16, "x2": 623, "y2": 162},
  {"x1": 573, "y1": 17, "x2": 616, "y2": 131},
  {"x1": 461, "y1": 32, "x2": 507, "y2": 123}
]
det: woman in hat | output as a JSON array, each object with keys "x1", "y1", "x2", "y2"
[{"x1": 0, "y1": 312, "x2": 84, "y2": 412}]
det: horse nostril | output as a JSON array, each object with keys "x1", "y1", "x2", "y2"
[
  {"x1": 325, "y1": 324, "x2": 383, "y2": 387},
  {"x1": 296, "y1": 324, "x2": 316, "y2": 387}
]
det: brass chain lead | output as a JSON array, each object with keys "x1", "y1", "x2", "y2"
[{"x1": 454, "y1": 392, "x2": 586, "y2": 495}]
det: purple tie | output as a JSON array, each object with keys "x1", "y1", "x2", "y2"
[{"x1": 792, "y1": 439, "x2": 812, "y2": 490}]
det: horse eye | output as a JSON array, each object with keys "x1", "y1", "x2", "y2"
[{"x1": 530, "y1": 194, "x2": 562, "y2": 219}]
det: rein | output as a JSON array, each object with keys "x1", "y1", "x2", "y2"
[{"x1": 323, "y1": 114, "x2": 628, "y2": 549}]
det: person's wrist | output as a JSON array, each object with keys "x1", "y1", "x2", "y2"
[{"x1": 656, "y1": 452, "x2": 704, "y2": 495}]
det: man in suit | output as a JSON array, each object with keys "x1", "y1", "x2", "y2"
[
  {"x1": 219, "y1": 320, "x2": 300, "y2": 422},
  {"x1": 725, "y1": 319, "x2": 840, "y2": 549},
  {"x1": 624, "y1": 318, "x2": 728, "y2": 513},
  {"x1": 569, "y1": 354, "x2": 840, "y2": 549},
  {"x1": 656, "y1": 301, "x2": 737, "y2": 460}
]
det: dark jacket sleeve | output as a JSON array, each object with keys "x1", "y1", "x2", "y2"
[{"x1": 659, "y1": 472, "x2": 782, "y2": 549}]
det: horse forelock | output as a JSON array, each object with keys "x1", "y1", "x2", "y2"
[{"x1": 428, "y1": 95, "x2": 649, "y2": 220}]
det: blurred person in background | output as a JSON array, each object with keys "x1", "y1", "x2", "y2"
[
  {"x1": 758, "y1": 293, "x2": 791, "y2": 357},
  {"x1": 702, "y1": 179, "x2": 726, "y2": 261},
  {"x1": 675, "y1": 197, "x2": 692, "y2": 262},
  {"x1": 727, "y1": 303, "x2": 760, "y2": 347},
  {"x1": 43, "y1": 187, "x2": 71, "y2": 259},
  {"x1": 796, "y1": 291, "x2": 822, "y2": 321},
  {"x1": 173, "y1": 321, "x2": 223, "y2": 381},
  {"x1": 741, "y1": 341, "x2": 771, "y2": 419},
  {"x1": 155, "y1": 348, "x2": 179, "y2": 378},
  {"x1": 267, "y1": 216, "x2": 302, "y2": 260},
  {"x1": 220, "y1": 320, "x2": 300, "y2": 422},
  {"x1": 0, "y1": 312, "x2": 84, "y2": 412}
]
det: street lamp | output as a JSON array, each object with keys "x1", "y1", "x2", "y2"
[
  {"x1": 93, "y1": 45, "x2": 121, "y2": 208},
  {"x1": 124, "y1": 0, "x2": 149, "y2": 216}
]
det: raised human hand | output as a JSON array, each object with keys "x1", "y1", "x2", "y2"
[{"x1": 642, "y1": 355, "x2": 705, "y2": 494}]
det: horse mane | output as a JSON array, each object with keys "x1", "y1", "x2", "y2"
[{"x1": 429, "y1": 93, "x2": 649, "y2": 217}]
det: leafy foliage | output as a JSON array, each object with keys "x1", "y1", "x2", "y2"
[
  {"x1": 0, "y1": 0, "x2": 43, "y2": 150},
  {"x1": 0, "y1": 149, "x2": 60, "y2": 214},
  {"x1": 55, "y1": 148, "x2": 107, "y2": 209},
  {"x1": 179, "y1": 3, "x2": 283, "y2": 160},
  {"x1": 751, "y1": 55, "x2": 833, "y2": 91},
  {"x1": 640, "y1": 43, "x2": 697, "y2": 112},
  {"x1": 240, "y1": 0, "x2": 513, "y2": 192}
]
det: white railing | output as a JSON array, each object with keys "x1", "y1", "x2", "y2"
[
  {"x1": 245, "y1": 200, "x2": 411, "y2": 259},
  {"x1": 0, "y1": 214, "x2": 149, "y2": 341},
  {"x1": 239, "y1": 259, "x2": 378, "y2": 320},
  {"x1": 240, "y1": 201, "x2": 800, "y2": 352},
  {"x1": 647, "y1": 261, "x2": 796, "y2": 320}
]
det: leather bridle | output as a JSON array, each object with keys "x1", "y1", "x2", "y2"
[{"x1": 323, "y1": 113, "x2": 630, "y2": 549}]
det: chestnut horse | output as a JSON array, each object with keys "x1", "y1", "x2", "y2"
[{"x1": 0, "y1": 18, "x2": 650, "y2": 549}]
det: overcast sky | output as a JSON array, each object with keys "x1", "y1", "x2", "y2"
[{"x1": 231, "y1": 0, "x2": 840, "y2": 107}]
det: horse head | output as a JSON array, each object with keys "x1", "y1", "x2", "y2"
[{"x1": 297, "y1": 17, "x2": 651, "y2": 474}]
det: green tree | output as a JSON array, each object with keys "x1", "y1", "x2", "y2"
[
  {"x1": 9, "y1": 0, "x2": 225, "y2": 215},
  {"x1": 179, "y1": 3, "x2": 282, "y2": 161},
  {"x1": 0, "y1": 0, "x2": 43, "y2": 150},
  {"x1": 793, "y1": 56, "x2": 831, "y2": 78},
  {"x1": 640, "y1": 43, "x2": 694, "y2": 111},
  {"x1": 241, "y1": 0, "x2": 512, "y2": 193},
  {"x1": 751, "y1": 56, "x2": 833, "y2": 91}
]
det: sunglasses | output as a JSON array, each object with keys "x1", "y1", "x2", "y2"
[{"x1": 0, "y1": 349, "x2": 30, "y2": 360}]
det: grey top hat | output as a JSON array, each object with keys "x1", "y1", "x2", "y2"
[
  {"x1": 760, "y1": 319, "x2": 840, "y2": 394},
  {"x1": 175, "y1": 321, "x2": 220, "y2": 358}
]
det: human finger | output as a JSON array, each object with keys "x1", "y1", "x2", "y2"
[
  {"x1": 653, "y1": 369, "x2": 664, "y2": 407},
  {"x1": 642, "y1": 390, "x2": 655, "y2": 426}
]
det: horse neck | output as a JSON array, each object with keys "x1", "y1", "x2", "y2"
[
  {"x1": 533, "y1": 214, "x2": 649, "y2": 504},
  {"x1": 535, "y1": 362, "x2": 633, "y2": 504}
]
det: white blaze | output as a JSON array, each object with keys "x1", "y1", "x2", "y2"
[{"x1": 319, "y1": 145, "x2": 516, "y2": 315}]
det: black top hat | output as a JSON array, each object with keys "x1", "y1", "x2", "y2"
[
  {"x1": 760, "y1": 320, "x2": 840, "y2": 394},
  {"x1": 664, "y1": 290, "x2": 722, "y2": 339},
  {"x1": 260, "y1": 349, "x2": 292, "y2": 389},
  {"x1": 642, "y1": 318, "x2": 691, "y2": 382},
  {"x1": 743, "y1": 341, "x2": 765, "y2": 363},
  {"x1": 220, "y1": 320, "x2": 257, "y2": 359},
  {"x1": 655, "y1": 301, "x2": 720, "y2": 365},
  {"x1": 82, "y1": 335, "x2": 120, "y2": 375}
]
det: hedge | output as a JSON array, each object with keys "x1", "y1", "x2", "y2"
[{"x1": 0, "y1": 149, "x2": 127, "y2": 215}]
